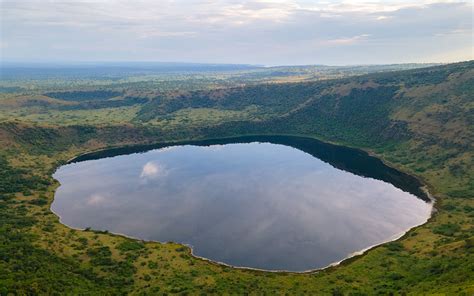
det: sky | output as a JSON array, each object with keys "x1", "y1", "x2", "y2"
[{"x1": 1, "y1": 0, "x2": 472, "y2": 66}]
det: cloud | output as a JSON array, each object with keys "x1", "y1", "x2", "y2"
[
  {"x1": 138, "y1": 31, "x2": 197, "y2": 39},
  {"x1": 324, "y1": 34, "x2": 371, "y2": 45},
  {"x1": 140, "y1": 161, "x2": 167, "y2": 179},
  {"x1": 1, "y1": 0, "x2": 472, "y2": 64}
]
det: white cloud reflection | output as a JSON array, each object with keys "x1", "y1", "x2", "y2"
[
  {"x1": 86, "y1": 193, "x2": 107, "y2": 206},
  {"x1": 140, "y1": 161, "x2": 168, "y2": 179}
]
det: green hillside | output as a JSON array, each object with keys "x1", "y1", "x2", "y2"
[{"x1": 0, "y1": 61, "x2": 473, "y2": 294}]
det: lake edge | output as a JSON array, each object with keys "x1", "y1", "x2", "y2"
[{"x1": 52, "y1": 134, "x2": 436, "y2": 273}]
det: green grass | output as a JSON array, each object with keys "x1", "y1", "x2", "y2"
[
  {"x1": 146, "y1": 106, "x2": 262, "y2": 128},
  {"x1": 0, "y1": 61, "x2": 473, "y2": 294},
  {"x1": 0, "y1": 105, "x2": 141, "y2": 126}
]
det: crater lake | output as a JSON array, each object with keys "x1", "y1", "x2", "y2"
[{"x1": 52, "y1": 136, "x2": 432, "y2": 271}]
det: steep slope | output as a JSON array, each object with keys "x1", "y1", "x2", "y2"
[{"x1": 137, "y1": 61, "x2": 473, "y2": 198}]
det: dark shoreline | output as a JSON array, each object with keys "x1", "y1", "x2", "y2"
[{"x1": 68, "y1": 134, "x2": 431, "y2": 202}]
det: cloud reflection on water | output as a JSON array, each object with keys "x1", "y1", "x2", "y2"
[{"x1": 140, "y1": 161, "x2": 168, "y2": 179}]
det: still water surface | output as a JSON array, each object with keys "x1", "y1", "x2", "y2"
[{"x1": 52, "y1": 136, "x2": 432, "y2": 271}]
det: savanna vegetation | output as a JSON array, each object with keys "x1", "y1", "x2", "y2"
[{"x1": 0, "y1": 61, "x2": 473, "y2": 294}]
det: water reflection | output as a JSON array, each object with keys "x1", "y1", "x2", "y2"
[{"x1": 53, "y1": 141, "x2": 432, "y2": 271}]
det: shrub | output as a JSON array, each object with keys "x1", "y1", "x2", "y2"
[
  {"x1": 433, "y1": 223, "x2": 461, "y2": 236},
  {"x1": 385, "y1": 242, "x2": 405, "y2": 252},
  {"x1": 116, "y1": 240, "x2": 145, "y2": 252}
]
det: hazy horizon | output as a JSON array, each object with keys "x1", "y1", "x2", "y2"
[{"x1": 0, "y1": 60, "x2": 462, "y2": 68}]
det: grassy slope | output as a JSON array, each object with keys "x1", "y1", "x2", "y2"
[{"x1": 0, "y1": 61, "x2": 473, "y2": 295}]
